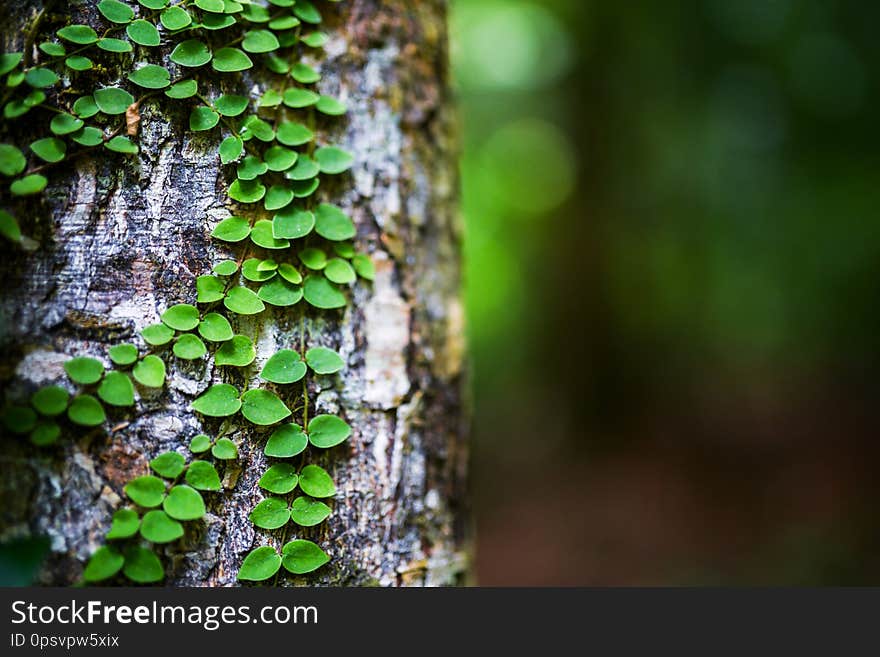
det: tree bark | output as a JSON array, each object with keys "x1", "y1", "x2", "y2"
[{"x1": 0, "y1": 0, "x2": 467, "y2": 586}]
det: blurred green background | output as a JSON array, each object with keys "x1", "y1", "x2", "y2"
[{"x1": 453, "y1": 0, "x2": 880, "y2": 584}]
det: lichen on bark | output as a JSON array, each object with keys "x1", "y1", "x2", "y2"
[{"x1": 0, "y1": 0, "x2": 467, "y2": 586}]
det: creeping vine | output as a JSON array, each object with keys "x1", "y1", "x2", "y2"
[{"x1": 0, "y1": 0, "x2": 371, "y2": 584}]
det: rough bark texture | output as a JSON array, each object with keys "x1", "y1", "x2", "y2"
[{"x1": 0, "y1": 0, "x2": 467, "y2": 586}]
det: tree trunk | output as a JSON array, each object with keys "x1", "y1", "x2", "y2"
[{"x1": 0, "y1": 0, "x2": 467, "y2": 586}]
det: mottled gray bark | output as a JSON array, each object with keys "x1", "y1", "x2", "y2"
[{"x1": 0, "y1": 0, "x2": 467, "y2": 586}]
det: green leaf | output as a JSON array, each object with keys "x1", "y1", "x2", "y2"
[
  {"x1": 291, "y1": 62, "x2": 320, "y2": 84},
  {"x1": 228, "y1": 178, "x2": 266, "y2": 203},
  {"x1": 303, "y1": 275, "x2": 346, "y2": 310},
  {"x1": 71, "y1": 126, "x2": 104, "y2": 147},
  {"x1": 243, "y1": 29, "x2": 280, "y2": 53},
  {"x1": 48, "y1": 114, "x2": 83, "y2": 137},
  {"x1": 163, "y1": 485, "x2": 205, "y2": 521},
  {"x1": 257, "y1": 259, "x2": 278, "y2": 272},
  {"x1": 218, "y1": 136, "x2": 243, "y2": 165},
  {"x1": 189, "y1": 434, "x2": 212, "y2": 454},
  {"x1": 105, "y1": 136, "x2": 139, "y2": 155},
  {"x1": 315, "y1": 146, "x2": 353, "y2": 174},
  {"x1": 259, "y1": 88, "x2": 283, "y2": 108},
  {"x1": 139, "y1": 0, "x2": 169, "y2": 8},
  {"x1": 141, "y1": 323, "x2": 174, "y2": 346},
  {"x1": 213, "y1": 260, "x2": 239, "y2": 276},
  {"x1": 276, "y1": 121, "x2": 313, "y2": 147},
  {"x1": 31, "y1": 385, "x2": 70, "y2": 416},
  {"x1": 0, "y1": 211, "x2": 20, "y2": 242},
  {"x1": 195, "y1": 0, "x2": 224, "y2": 10},
  {"x1": 241, "y1": 389, "x2": 291, "y2": 425},
  {"x1": 293, "y1": 0, "x2": 322, "y2": 24},
  {"x1": 240, "y1": 115, "x2": 275, "y2": 142},
  {"x1": 160, "y1": 6, "x2": 192, "y2": 31},
  {"x1": 170, "y1": 39, "x2": 211, "y2": 67},
  {"x1": 128, "y1": 64, "x2": 170, "y2": 89},
  {"x1": 106, "y1": 508, "x2": 140, "y2": 540},
  {"x1": 190, "y1": 106, "x2": 220, "y2": 131},
  {"x1": 65, "y1": 56, "x2": 94, "y2": 71},
  {"x1": 324, "y1": 258, "x2": 356, "y2": 284},
  {"x1": 269, "y1": 14, "x2": 300, "y2": 31},
  {"x1": 258, "y1": 278, "x2": 303, "y2": 307},
  {"x1": 97, "y1": 37, "x2": 133, "y2": 52},
  {"x1": 202, "y1": 13, "x2": 236, "y2": 30},
  {"x1": 263, "y1": 146, "x2": 297, "y2": 172},
  {"x1": 132, "y1": 355, "x2": 166, "y2": 388},
  {"x1": 352, "y1": 254, "x2": 376, "y2": 280},
  {"x1": 215, "y1": 94, "x2": 249, "y2": 117},
  {"x1": 36, "y1": 43, "x2": 62, "y2": 58},
  {"x1": 242, "y1": 257, "x2": 276, "y2": 282},
  {"x1": 196, "y1": 275, "x2": 225, "y2": 303},
  {"x1": 334, "y1": 243, "x2": 354, "y2": 259},
  {"x1": 282, "y1": 88, "x2": 319, "y2": 108},
  {"x1": 10, "y1": 174, "x2": 47, "y2": 196},
  {"x1": 211, "y1": 215, "x2": 251, "y2": 242},
  {"x1": 264, "y1": 185, "x2": 293, "y2": 211},
  {"x1": 316, "y1": 95, "x2": 347, "y2": 116},
  {"x1": 315, "y1": 203, "x2": 356, "y2": 241},
  {"x1": 264, "y1": 423, "x2": 308, "y2": 458},
  {"x1": 198, "y1": 312, "x2": 234, "y2": 342},
  {"x1": 285, "y1": 155, "x2": 319, "y2": 180},
  {"x1": 122, "y1": 545, "x2": 164, "y2": 583},
  {"x1": 249, "y1": 497, "x2": 289, "y2": 529},
  {"x1": 236, "y1": 155, "x2": 268, "y2": 180},
  {"x1": 214, "y1": 334, "x2": 256, "y2": 366},
  {"x1": 258, "y1": 464, "x2": 298, "y2": 495},
  {"x1": 150, "y1": 452, "x2": 186, "y2": 478},
  {"x1": 2, "y1": 406, "x2": 37, "y2": 434},
  {"x1": 241, "y1": 3, "x2": 271, "y2": 22},
  {"x1": 64, "y1": 356, "x2": 104, "y2": 384},
  {"x1": 224, "y1": 288, "x2": 265, "y2": 316},
  {"x1": 98, "y1": 371, "x2": 135, "y2": 406},
  {"x1": 301, "y1": 32, "x2": 329, "y2": 48},
  {"x1": 161, "y1": 303, "x2": 199, "y2": 331},
  {"x1": 186, "y1": 460, "x2": 221, "y2": 491},
  {"x1": 127, "y1": 19, "x2": 161, "y2": 46},
  {"x1": 298, "y1": 464, "x2": 336, "y2": 498},
  {"x1": 260, "y1": 349, "x2": 306, "y2": 384},
  {"x1": 305, "y1": 347, "x2": 344, "y2": 374},
  {"x1": 290, "y1": 496, "x2": 331, "y2": 527},
  {"x1": 191, "y1": 383, "x2": 242, "y2": 416},
  {"x1": 125, "y1": 475, "x2": 166, "y2": 508},
  {"x1": 73, "y1": 96, "x2": 99, "y2": 118},
  {"x1": 166, "y1": 79, "x2": 198, "y2": 99},
  {"x1": 308, "y1": 414, "x2": 351, "y2": 449},
  {"x1": 98, "y1": 0, "x2": 135, "y2": 23},
  {"x1": 57, "y1": 25, "x2": 98, "y2": 45},
  {"x1": 281, "y1": 540, "x2": 329, "y2": 574},
  {"x1": 278, "y1": 263, "x2": 303, "y2": 284},
  {"x1": 94, "y1": 87, "x2": 134, "y2": 115},
  {"x1": 0, "y1": 144, "x2": 26, "y2": 176},
  {"x1": 212, "y1": 47, "x2": 253, "y2": 72},
  {"x1": 299, "y1": 247, "x2": 327, "y2": 270},
  {"x1": 173, "y1": 334, "x2": 207, "y2": 360},
  {"x1": 83, "y1": 546, "x2": 124, "y2": 582},
  {"x1": 0, "y1": 53, "x2": 22, "y2": 76},
  {"x1": 30, "y1": 137, "x2": 66, "y2": 163},
  {"x1": 108, "y1": 343, "x2": 138, "y2": 366},
  {"x1": 291, "y1": 179, "x2": 320, "y2": 198},
  {"x1": 212, "y1": 438, "x2": 238, "y2": 460},
  {"x1": 140, "y1": 509, "x2": 183, "y2": 543},
  {"x1": 250, "y1": 219, "x2": 290, "y2": 249},
  {"x1": 237, "y1": 546, "x2": 281, "y2": 581},
  {"x1": 30, "y1": 421, "x2": 61, "y2": 446}
]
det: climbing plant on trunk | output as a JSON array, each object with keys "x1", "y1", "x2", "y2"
[{"x1": 0, "y1": 0, "x2": 467, "y2": 587}]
